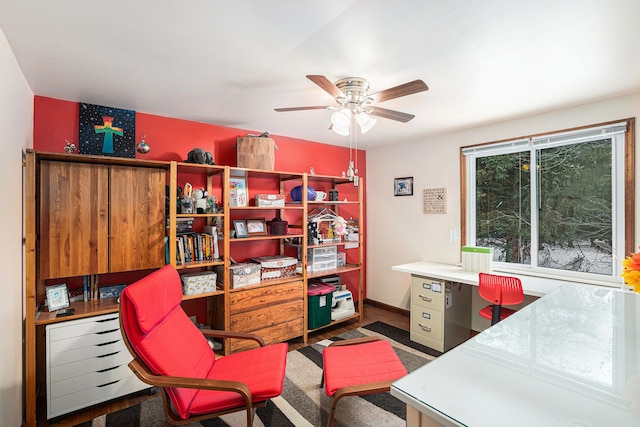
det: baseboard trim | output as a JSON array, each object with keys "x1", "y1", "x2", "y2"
[{"x1": 364, "y1": 298, "x2": 410, "y2": 318}]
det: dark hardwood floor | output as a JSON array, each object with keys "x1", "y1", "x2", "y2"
[{"x1": 42, "y1": 302, "x2": 409, "y2": 427}]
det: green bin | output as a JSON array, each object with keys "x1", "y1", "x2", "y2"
[{"x1": 308, "y1": 282, "x2": 334, "y2": 329}]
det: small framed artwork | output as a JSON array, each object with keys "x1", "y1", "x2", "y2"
[
  {"x1": 394, "y1": 177, "x2": 414, "y2": 196},
  {"x1": 46, "y1": 284, "x2": 70, "y2": 312},
  {"x1": 229, "y1": 177, "x2": 248, "y2": 207},
  {"x1": 233, "y1": 220, "x2": 249, "y2": 238},
  {"x1": 246, "y1": 218, "x2": 268, "y2": 236}
]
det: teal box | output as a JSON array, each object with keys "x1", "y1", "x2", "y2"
[{"x1": 307, "y1": 283, "x2": 333, "y2": 329}]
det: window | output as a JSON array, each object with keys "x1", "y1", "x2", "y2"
[{"x1": 462, "y1": 119, "x2": 635, "y2": 284}]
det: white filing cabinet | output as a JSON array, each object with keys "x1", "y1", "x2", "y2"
[
  {"x1": 410, "y1": 275, "x2": 471, "y2": 352},
  {"x1": 46, "y1": 313, "x2": 149, "y2": 419}
]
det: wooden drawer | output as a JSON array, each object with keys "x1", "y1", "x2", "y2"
[
  {"x1": 229, "y1": 280, "x2": 303, "y2": 314},
  {"x1": 412, "y1": 276, "x2": 445, "y2": 310},
  {"x1": 230, "y1": 300, "x2": 303, "y2": 332},
  {"x1": 230, "y1": 317, "x2": 304, "y2": 353}
]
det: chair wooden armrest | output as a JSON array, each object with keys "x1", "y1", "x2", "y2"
[
  {"x1": 328, "y1": 336, "x2": 381, "y2": 347},
  {"x1": 199, "y1": 329, "x2": 266, "y2": 346},
  {"x1": 128, "y1": 358, "x2": 252, "y2": 400}
]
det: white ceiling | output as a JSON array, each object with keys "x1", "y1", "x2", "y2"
[{"x1": 1, "y1": 0, "x2": 639, "y2": 149}]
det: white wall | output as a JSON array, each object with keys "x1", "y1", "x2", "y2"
[
  {"x1": 366, "y1": 93, "x2": 640, "y2": 325},
  {"x1": 0, "y1": 25, "x2": 33, "y2": 426}
]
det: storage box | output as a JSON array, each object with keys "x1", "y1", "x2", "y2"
[
  {"x1": 236, "y1": 137, "x2": 277, "y2": 171},
  {"x1": 461, "y1": 246, "x2": 493, "y2": 273},
  {"x1": 308, "y1": 246, "x2": 338, "y2": 272},
  {"x1": 181, "y1": 271, "x2": 218, "y2": 295},
  {"x1": 250, "y1": 255, "x2": 298, "y2": 280},
  {"x1": 255, "y1": 193, "x2": 285, "y2": 207},
  {"x1": 225, "y1": 263, "x2": 262, "y2": 289},
  {"x1": 307, "y1": 282, "x2": 334, "y2": 329}
]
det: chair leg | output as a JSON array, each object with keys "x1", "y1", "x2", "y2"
[
  {"x1": 327, "y1": 397, "x2": 339, "y2": 427},
  {"x1": 491, "y1": 304, "x2": 502, "y2": 325}
]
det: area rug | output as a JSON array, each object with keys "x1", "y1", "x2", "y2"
[{"x1": 75, "y1": 321, "x2": 439, "y2": 427}]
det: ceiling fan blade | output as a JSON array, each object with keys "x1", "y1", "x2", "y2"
[
  {"x1": 274, "y1": 106, "x2": 328, "y2": 112},
  {"x1": 369, "y1": 79, "x2": 428, "y2": 103},
  {"x1": 369, "y1": 106, "x2": 415, "y2": 123},
  {"x1": 306, "y1": 75, "x2": 345, "y2": 99}
]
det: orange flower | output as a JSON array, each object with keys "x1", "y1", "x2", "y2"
[{"x1": 622, "y1": 246, "x2": 640, "y2": 293}]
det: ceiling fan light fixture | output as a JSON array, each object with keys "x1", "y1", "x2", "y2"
[
  {"x1": 356, "y1": 112, "x2": 377, "y2": 134},
  {"x1": 331, "y1": 109, "x2": 351, "y2": 135}
]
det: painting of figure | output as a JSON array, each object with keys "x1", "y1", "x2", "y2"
[{"x1": 79, "y1": 103, "x2": 135, "y2": 158}]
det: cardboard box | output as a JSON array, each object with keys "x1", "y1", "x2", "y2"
[
  {"x1": 461, "y1": 246, "x2": 493, "y2": 273},
  {"x1": 181, "y1": 271, "x2": 217, "y2": 295},
  {"x1": 236, "y1": 137, "x2": 277, "y2": 170}
]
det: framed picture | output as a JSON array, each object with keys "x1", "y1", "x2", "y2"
[
  {"x1": 79, "y1": 103, "x2": 136, "y2": 158},
  {"x1": 394, "y1": 177, "x2": 414, "y2": 196},
  {"x1": 46, "y1": 283, "x2": 70, "y2": 311},
  {"x1": 233, "y1": 220, "x2": 249, "y2": 238},
  {"x1": 246, "y1": 218, "x2": 268, "y2": 236},
  {"x1": 229, "y1": 177, "x2": 248, "y2": 207}
]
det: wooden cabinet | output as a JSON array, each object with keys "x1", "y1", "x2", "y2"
[
  {"x1": 25, "y1": 151, "x2": 170, "y2": 427},
  {"x1": 39, "y1": 160, "x2": 166, "y2": 279},
  {"x1": 410, "y1": 276, "x2": 471, "y2": 352},
  {"x1": 39, "y1": 161, "x2": 110, "y2": 278},
  {"x1": 227, "y1": 279, "x2": 304, "y2": 352},
  {"x1": 109, "y1": 165, "x2": 166, "y2": 271}
]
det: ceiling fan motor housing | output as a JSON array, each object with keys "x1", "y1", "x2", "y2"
[{"x1": 334, "y1": 77, "x2": 374, "y2": 112}]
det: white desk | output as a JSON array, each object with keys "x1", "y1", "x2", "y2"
[
  {"x1": 391, "y1": 284, "x2": 640, "y2": 427},
  {"x1": 392, "y1": 261, "x2": 563, "y2": 297}
]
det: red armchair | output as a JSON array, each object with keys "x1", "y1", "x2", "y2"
[{"x1": 119, "y1": 265, "x2": 288, "y2": 426}]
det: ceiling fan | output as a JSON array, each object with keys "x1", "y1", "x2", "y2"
[{"x1": 275, "y1": 75, "x2": 429, "y2": 130}]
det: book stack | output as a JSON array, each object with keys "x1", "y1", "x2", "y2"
[{"x1": 175, "y1": 224, "x2": 219, "y2": 266}]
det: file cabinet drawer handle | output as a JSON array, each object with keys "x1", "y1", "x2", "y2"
[
  {"x1": 422, "y1": 312, "x2": 431, "y2": 320},
  {"x1": 419, "y1": 294, "x2": 432, "y2": 302},
  {"x1": 418, "y1": 323, "x2": 432, "y2": 333}
]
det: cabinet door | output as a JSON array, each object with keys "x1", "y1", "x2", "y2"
[
  {"x1": 39, "y1": 161, "x2": 109, "y2": 279},
  {"x1": 109, "y1": 165, "x2": 166, "y2": 272}
]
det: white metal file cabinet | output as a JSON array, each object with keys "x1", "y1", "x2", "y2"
[
  {"x1": 46, "y1": 313, "x2": 149, "y2": 419},
  {"x1": 410, "y1": 276, "x2": 472, "y2": 352}
]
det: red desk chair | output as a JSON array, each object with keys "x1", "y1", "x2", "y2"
[
  {"x1": 119, "y1": 265, "x2": 288, "y2": 426},
  {"x1": 478, "y1": 272, "x2": 524, "y2": 325}
]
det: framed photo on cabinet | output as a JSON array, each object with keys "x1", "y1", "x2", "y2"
[
  {"x1": 233, "y1": 220, "x2": 249, "y2": 238},
  {"x1": 46, "y1": 283, "x2": 70, "y2": 311},
  {"x1": 246, "y1": 218, "x2": 268, "y2": 236},
  {"x1": 229, "y1": 177, "x2": 248, "y2": 207}
]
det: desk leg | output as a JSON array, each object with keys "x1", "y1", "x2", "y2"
[{"x1": 406, "y1": 405, "x2": 446, "y2": 427}]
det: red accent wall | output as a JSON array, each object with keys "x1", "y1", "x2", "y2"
[
  {"x1": 33, "y1": 96, "x2": 366, "y2": 178},
  {"x1": 34, "y1": 96, "x2": 367, "y2": 323}
]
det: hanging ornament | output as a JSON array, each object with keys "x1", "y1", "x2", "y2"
[{"x1": 136, "y1": 133, "x2": 151, "y2": 154}]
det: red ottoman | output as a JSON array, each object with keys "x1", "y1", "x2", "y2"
[{"x1": 322, "y1": 336, "x2": 408, "y2": 427}]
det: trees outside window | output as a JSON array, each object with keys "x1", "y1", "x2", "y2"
[{"x1": 463, "y1": 119, "x2": 634, "y2": 284}]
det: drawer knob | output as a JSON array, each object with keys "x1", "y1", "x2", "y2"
[
  {"x1": 418, "y1": 323, "x2": 432, "y2": 333},
  {"x1": 419, "y1": 294, "x2": 432, "y2": 302}
]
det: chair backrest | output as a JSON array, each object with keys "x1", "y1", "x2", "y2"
[
  {"x1": 120, "y1": 264, "x2": 216, "y2": 420},
  {"x1": 478, "y1": 273, "x2": 524, "y2": 306}
]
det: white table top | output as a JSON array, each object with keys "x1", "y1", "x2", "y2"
[
  {"x1": 391, "y1": 283, "x2": 640, "y2": 427},
  {"x1": 392, "y1": 261, "x2": 565, "y2": 297}
]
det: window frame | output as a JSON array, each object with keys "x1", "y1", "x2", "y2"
[{"x1": 460, "y1": 118, "x2": 635, "y2": 285}]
